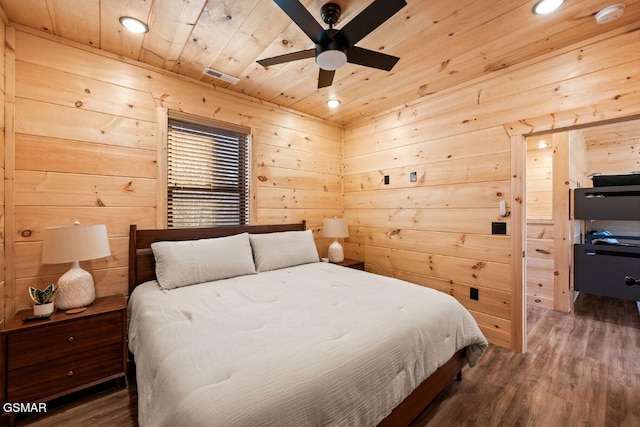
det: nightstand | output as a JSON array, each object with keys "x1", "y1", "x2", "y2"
[
  {"x1": 336, "y1": 258, "x2": 365, "y2": 271},
  {"x1": 1, "y1": 295, "x2": 127, "y2": 425}
]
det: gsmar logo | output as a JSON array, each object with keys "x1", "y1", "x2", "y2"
[{"x1": 2, "y1": 402, "x2": 48, "y2": 413}]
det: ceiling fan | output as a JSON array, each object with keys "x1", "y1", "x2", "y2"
[{"x1": 257, "y1": 0, "x2": 407, "y2": 88}]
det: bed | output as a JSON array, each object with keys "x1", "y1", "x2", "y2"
[{"x1": 127, "y1": 222, "x2": 488, "y2": 426}]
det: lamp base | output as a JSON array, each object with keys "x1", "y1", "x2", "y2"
[
  {"x1": 328, "y1": 239, "x2": 344, "y2": 263},
  {"x1": 55, "y1": 261, "x2": 96, "y2": 310}
]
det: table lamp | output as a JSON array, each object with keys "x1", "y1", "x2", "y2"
[
  {"x1": 41, "y1": 221, "x2": 111, "y2": 312},
  {"x1": 323, "y1": 217, "x2": 349, "y2": 263}
]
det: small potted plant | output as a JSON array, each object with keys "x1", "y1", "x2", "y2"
[{"x1": 29, "y1": 283, "x2": 56, "y2": 316}]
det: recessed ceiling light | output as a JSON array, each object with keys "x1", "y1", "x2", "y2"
[
  {"x1": 119, "y1": 16, "x2": 149, "y2": 34},
  {"x1": 327, "y1": 98, "x2": 341, "y2": 108},
  {"x1": 532, "y1": 0, "x2": 565, "y2": 15}
]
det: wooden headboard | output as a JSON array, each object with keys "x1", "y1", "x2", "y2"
[{"x1": 128, "y1": 221, "x2": 307, "y2": 294}]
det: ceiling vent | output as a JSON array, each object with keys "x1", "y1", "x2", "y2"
[{"x1": 203, "y1": 68, "x2": 240, "y2": 84}]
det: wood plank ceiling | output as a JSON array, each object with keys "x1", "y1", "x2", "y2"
[{"x1": 1, "y1": 0, "x2": 640, "y2": 125}]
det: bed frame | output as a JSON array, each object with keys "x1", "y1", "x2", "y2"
[{"x1": 128, "y1": 221, "x2": 467, "y2": 426}]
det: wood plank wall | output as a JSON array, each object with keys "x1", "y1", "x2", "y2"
[
  {"x1": 0, "y1": 13, "x2": 5, "y2": 329},
  {"x1": 570, "y1": 131, "x2": 588, "y2": 191},
  {"x1": 525, "y1": 135, "x2": 554, "y2": 309},
  {"x1": 526, "y1": 219, "x2": 554, "y2": 309},
  {"x1": 344, "y1": 25, "x2": 640, "y2": 351},
  {"x1": 568, "y1": 131, "x2": 588, "y2": 313},
  {"x1": 550, "y1": 132, "x2": 572, "y2": 313},
  {"x1": 526, "y1": 136, "x2": 553, "y2": 221},
  {"x1": 3, "y1": 22, "x2": 640, "y2": 352},
  {"x1": 343, "y1": 124, "x2": 513, "y2": 349},
  {"x1": 525, "y1": 131, "x2": 587, "y2": 311},
  {"x1": 5, "y1": 28, "x2": 342, "y2": 316},
  {"x1": 585, "y1": 125, "x2": 640, "y2": 239},
  {"x1": 586, "y1": 127, "x2": 640, "y2": 177}
]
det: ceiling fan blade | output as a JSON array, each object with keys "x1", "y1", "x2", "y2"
[
  {"x1": 274, "y1": 0, "x2": 326, "y2": 44},
  {"x1": 347, "y1": 46, "x2": 399, "y2": 71},
  {"x1": 317, "y1": 69, "x2": 335, "y2": 88},
  {"x1": 257, "y1": 48, "x2": 315, "y2": 67},
  {"x1": 340, "y1": 0, "x2": 407, "y2": 46}
]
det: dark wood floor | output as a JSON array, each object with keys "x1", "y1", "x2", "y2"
[
  {"x1": 412, "y1": 293, "x2": 640, "y2": 427},
  {"x1": 12, "y1": 293, "x2": 640, "y2": 427}
]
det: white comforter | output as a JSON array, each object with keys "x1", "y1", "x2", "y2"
[{"x1": 128, "y1": 262, "x2": 487, "y2": 427}]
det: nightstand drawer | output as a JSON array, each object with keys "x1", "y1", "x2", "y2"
[
  {"x1": 7, "y1": 311, "x2": 122, "y2": 370},
  {"x1": 7, "y1": 343, "x2": 123, "y2": 402}
]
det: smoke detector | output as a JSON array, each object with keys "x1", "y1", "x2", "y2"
[
  {"x1": 203, "y1": 68, "x2": 240, "y2": 84},
  {"x1": 595, "y1": 4, "x2": 625, "y2": 24}
]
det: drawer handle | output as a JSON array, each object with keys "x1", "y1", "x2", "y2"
[
  {"x1": 68, "y1": 336, "x2": 74, "y2": 343},
  {"x1": 67, "y1": 370, "x2": 74, "y2": 377}
]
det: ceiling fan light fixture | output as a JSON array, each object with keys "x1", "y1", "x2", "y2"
[
  {"x1": 119, "y1": 16, "x2": 149, "y2": 34},
  {"x1": 327, "y1": 98, "x2": 341, "y2": 108},
  {"x1": 259, "y1": 0, "x2": 407, "y2": 88},
  {"x1": 532, "y1": 0, "x2": 565, "y2": 15},
  {"x1": 316, "y1": 50, "x2": 347, "y2": 71}
]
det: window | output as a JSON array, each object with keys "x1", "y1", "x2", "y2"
[{"x1": 167, "y1": 115, "x2": 250, "y2": 228}]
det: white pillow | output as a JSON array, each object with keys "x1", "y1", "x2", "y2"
[
  {"x1": 250, "y1": 230, "x2": 319, "y2": 272},
  {"x1": 151, "y1": 232, "x2": 256, "y2": 289}
]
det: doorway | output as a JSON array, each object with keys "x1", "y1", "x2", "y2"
[
  {"x1": 524, "y1": 131, "x2": 587, "y2": 313},
  {"x1": 523, "y1": 118, "x2": 640, "y2": 321}
]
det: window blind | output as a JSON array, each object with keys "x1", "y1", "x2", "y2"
[{"x1": 167, "y1": 117, "x2": 250, "y2": 228}]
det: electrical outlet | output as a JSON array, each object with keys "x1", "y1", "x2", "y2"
[
  {"x1": 410, "y1": 171, "x2": 417, "y2": 182},
  {"x1": 384, "y1": 175, "x2": 390, "y2": 185},
  {"x1": 470, "y1": 287, "x2": 479, "y2": 300}
]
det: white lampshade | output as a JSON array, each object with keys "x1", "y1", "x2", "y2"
[
  {"x1": 322, "y1": 218, "x2": 349, "y2": 238},
  {"x1": 323, "y1": 218, "x2": 348, "y2": 263},
  {"x1": 42, "y1": 223, "x2": 111, "y2": 264},
  {"x1": 42, "y1": 222, "x2": 111, "y2": 311}
]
